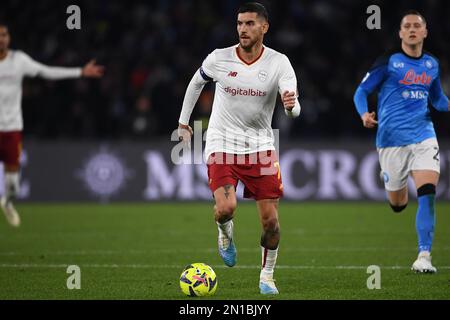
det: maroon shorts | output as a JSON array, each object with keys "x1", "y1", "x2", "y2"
[
  {"x1": 0, "y1": 131, "x2": 22, "y2": 167},
  {"x1": 207, "y1": 151, "x2": 283, "y2": 200}
]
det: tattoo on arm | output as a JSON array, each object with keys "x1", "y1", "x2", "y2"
[{"x1": 223, "y1": 184, "x2": 233, "y2": 199}]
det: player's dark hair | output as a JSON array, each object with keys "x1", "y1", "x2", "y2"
[
  {"x1": 400, "y1": 10, "x2": 427, "y2": 27},
  {"x1": 237, "y1": 2, "x2": 269, "y2": 22}
]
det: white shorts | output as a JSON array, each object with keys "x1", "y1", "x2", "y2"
[{"x1": 377, "y1": 138, "x2": 440, "y2": 191}]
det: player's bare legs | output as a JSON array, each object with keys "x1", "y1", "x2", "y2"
[
  {"x1": 257, "y1": 199, "x2": 280, "y2": 249},
  {"x1": 410, "y1": 170, "x2": 439, "y2": 273},
  {"x1": 386, "y1": 187, "x2": 408, "y2": 212},
  {"x1": 213, "y1": 185, "x2": 237, "y2": 267},
  {"x1": 1, "y1": 164, "x2": 21, "y2": 227},
  {"x1": 411, "y1": 170, "x2": 439, "y2": 188},
  {"x1": 257, "y1": 198, "x2": 280, "y2": 294}
]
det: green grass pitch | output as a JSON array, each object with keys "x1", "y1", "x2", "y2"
[{"x1": 0, "y1": 202, "x2": 449, "y2": 300}]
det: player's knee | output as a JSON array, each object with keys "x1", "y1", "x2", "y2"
[
  {"x1": 262, "y1": 217, "x2": 280, "y2": 233},
  {"x1": 389, "y1": 203, "x2": 407, "y2": 213},
  {"x1": 215, "y1": 202, "x2": 236, "y2": 220}
]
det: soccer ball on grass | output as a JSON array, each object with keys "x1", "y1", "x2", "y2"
[{"x1": 179, "y1": 263, "x2": 218, "y2": 297}]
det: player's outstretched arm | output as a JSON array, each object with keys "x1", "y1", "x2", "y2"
[
  {"x1": 81, "y1": 59, "x2": 104, "y2": 78},
  {"x1": 20, "y1": 51, "x2": 103, "y2": 80}
]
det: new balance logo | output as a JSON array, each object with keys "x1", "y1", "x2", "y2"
[{"x1": 228, "y1": 71, "x2": 238, "y2": 77}]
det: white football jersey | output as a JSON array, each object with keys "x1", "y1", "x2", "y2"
[
  {"x1": 181, "y1": 44, "x2": 299, "y2": 159},
  {"x1": 0, "y1": 50, "x2": 82, "y2": 131}
]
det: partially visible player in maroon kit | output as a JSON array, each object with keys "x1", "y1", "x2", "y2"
[
  {"x1": 177, "y1": 3, "x2": 301, "y2": 294},
  {"x1": 0, "y1": 21, "x2": 104, "y2": 227}
]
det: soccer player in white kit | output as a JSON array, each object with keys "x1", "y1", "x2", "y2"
[
  {"x1": 0, "y1": 22, "x2": 104, "y2": 227},
  {"x1": 178, "y1": 3, "x2": 301, "y2": 294}
]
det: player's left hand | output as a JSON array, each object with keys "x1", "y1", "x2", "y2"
[
  {"x1": 282, "y1": 91, "x2": 296, "y2": 111},
  {"x1": 82, "y1": 59, "x2": 105, "y2": 78}
]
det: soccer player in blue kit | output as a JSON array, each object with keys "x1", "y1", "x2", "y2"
[{"x1": 354, "y1": 11, "x2": 449, "y2": 273}]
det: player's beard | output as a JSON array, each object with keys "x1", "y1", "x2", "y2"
[{"x1": 239, "y1": 38, "x2": 258, "y2": 51}]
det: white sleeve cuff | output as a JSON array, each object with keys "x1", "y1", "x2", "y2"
[{"x1": 284, "y1": 100, "x2": 301, "y2": 118}]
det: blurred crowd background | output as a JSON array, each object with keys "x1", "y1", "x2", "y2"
[{"x1": 2, "y1": 0, "x2": 450, "y2": 141}]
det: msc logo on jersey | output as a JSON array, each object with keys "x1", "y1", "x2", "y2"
[{"x1": 401, "y1": 90, "x2": 428, "y2": 100}]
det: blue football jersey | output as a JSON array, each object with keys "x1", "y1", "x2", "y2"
[{"x1": 354, "y1": 49, "x2": 449, "y2": 148}]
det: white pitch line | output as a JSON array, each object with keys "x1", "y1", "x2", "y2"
[
  {"x1": 0, "y1": 263, "x2": 449, "y2": 270},
  {"x1": 2, "y1": 247, "x2": 450, "y2": 256}
]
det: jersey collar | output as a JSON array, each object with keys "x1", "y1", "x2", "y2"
[
  {"x1": 400, "y1": 47, "x2": 424, "y2": 60},
  {"x1": 235, "y1": 45, "x2": 265, "y2": 66}
]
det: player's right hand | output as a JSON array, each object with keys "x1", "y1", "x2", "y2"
[
  {"x1": 178, "y1": 123, "x2": 193, "y2": 146},
  {"x1": 82, "y1": 59, "x2": 105, "y2": 78},
  {"x1": 361, "y1": 112, "x2": 378, "y2": 128}
]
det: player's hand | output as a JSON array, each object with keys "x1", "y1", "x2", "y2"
[
  {"x1": 282, "y1": 91, "x2": 296, "y2": 111},
  {"x1": 82, "y1": 59, "x2": 105, "y2": 78},
  {"x1": 178, "y1": 123, "x2": 193, "y2": 147},
  {"x1": 361, "y1": 111, "x2": 378, "y2": 128}
]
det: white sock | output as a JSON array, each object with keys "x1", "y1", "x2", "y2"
[
  {"x1": 418, "y1": 251, "x2": 431, "y2": 258},
  {"x1": 217, "y1": 220, "x2": 233, "y2": 248},
  {"x1": 4, "y1": 172, "x2": 20, "y2": 202},
  {"x1": 260, "y1": 246, "x2": 278, "y2": 279}
]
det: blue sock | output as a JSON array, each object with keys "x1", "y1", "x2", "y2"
[{"x1": 415, "y1": 184, "x2": 436, "y2": 253}]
